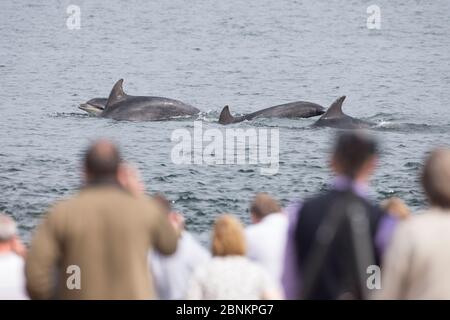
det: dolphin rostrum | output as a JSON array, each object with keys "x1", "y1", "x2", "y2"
[
  {"x1": 314, "y1": 96, "x2": 375, "y2": 129},
  {"x1": 79, "y1": 98, "x2": 108, "y2": 116},
  {"x1": 79, "y1": 79, "x2": 200, "y2": 121},
  {"x1": 218, "y1": 101, "x2": 325, "y2": 125}
]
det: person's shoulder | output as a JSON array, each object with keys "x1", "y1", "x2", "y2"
[
  {"x1": 78, "y1": 185, "x2": 123, "y2": 196},
  {"x1": 416, "y1": 207, "x2": 450, "y2": 217},
  {"x1": 233, "y1": 256, "x2": 261, "y2": 269},
  {"x1": 181, "y1": 232, "x2": 202, "y2": 246},
  {"x1": 406, "y1": 209, "x2": 450, "y2": 229},
  {"x1": 268, "y1": 212, "x2": 288, "y2": 224},
  {"x1": 245, "y1": 222, "x2": 260, "y2": 238},
  {"x1": 125, "y1": 196, "x2": 166, "y2": 227},
  {"x1": 297, "y1": 191, "x2": 335, "y2": 217},
  {"x1": 191, "y1": 257, "x2": 216, "y2": 278},
  {"x1": 210, "y1": 256, "x2": 242, "y2": 269},
  {"x1": 120, "y1": 194, "x2": 163, "y2": 216},
  {"x1": 0, "y1": 252, "x2": 25, "y2": 265},
  {"x1": 11, "y1": 253, "x2": 25, "y2": 267},
  {"x1": 240, "y1": 257, "x2": 272, "y2": 279},
  {"x1": 244, "y1": 221, "x2": 273, "y2": 246},
  {"x1": 181, "y1": 232, "x2": 210, "y2": 255},
  {"x1": 35, "y1": 192, "x2": 94, "y2": 233},
  {"x1": 252, "y1": 213, "x2": 288, "y2": 232},
  {"x1": 363, "y1": 200, "x2": 386, "y2": 222},
  {"x1": 303, "y1": 189, "x2": 336, "y2": 206},
  {"x1": 59, "y1": 186, "x2": 128, "y2": 207},
  {"x1": 61, "y1": 186, "x2": 133, "y2": 207},
  {"x1": 44, "y1": 193, "x2": 80, "y2": 220},
  {"x1": 361, "y1": 196, "x2": 383, "y2": 211},
  {"x1": 388, "y1": 211, "x2": 442, "y2": 243},
  {"x1": 144, "y1": 195, "x2": 166, "y2": 210}
]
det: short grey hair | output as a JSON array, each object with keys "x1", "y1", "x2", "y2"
[{"x1": 0, "y1": 213, "x2": 17, "y2": 242}]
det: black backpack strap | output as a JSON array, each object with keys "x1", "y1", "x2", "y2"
[{"x1": 300, "y1": 191, "x2": 376, "y2": 300}]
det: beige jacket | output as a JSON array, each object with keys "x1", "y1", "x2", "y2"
[
  {"x1": 376, "y1": 207, "x2": 450, "y2": 300},
  {"x1": 25, "y1": 185, "x2": 178, "y2": 300}
]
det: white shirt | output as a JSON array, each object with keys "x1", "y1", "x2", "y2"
[
  {"x1": 0, "y1": 252, "x2": 28, "y2": 300},
  {"x1": 245, "y1": 213, "x2": 288, "y2": 284},
  {"x1": 150, "y1": 231, "x2": 210, "y2": 300},
  {"x1": 187, "y1": 256, "x2": 278, "y2": 300}
]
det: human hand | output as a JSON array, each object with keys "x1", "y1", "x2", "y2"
[
  {"x1": 117, "y1": 163, "x2": 146, "y2": 197},
  {"x1": 11, "y1": 236, "x2": 27, "y2": 258},
  {"x1": 168, "y1": 212, "x2": 185, "y2": 236}
]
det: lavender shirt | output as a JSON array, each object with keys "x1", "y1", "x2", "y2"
[{"x1": 281, "y1": 176, "x2": 398, "y2": 299}]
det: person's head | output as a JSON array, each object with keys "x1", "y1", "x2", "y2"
[
  {"x1": 250, "y1": 192, "x2": 281, "y2": 223},
  {"x1": 0, "y1": 213, "x2": 17, "y2": 252},
  {"x1": 381, "y1": 197, "x2": 411, "y2": 220},
  {"x1": 117, "y1": 163, "x2": 145, "y2": 196},
  {"x1": 83, "y1": 139, "x2": 122, "y2": 185},
  {"x1": 422, "y1": 148, "x2": 450, "y2": 209},
  {"x1": 211, "y1": 214, "x2": 246, "y2": 257},
  {"x1": 331, "y1": 131, "x2": 378, "y2": 182}
]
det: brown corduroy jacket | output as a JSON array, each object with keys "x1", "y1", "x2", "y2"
[{"x1": 25, "y1": 185, "x2": 178, "y2": 299}]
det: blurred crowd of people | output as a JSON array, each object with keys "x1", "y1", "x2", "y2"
[{"x1": 1, "y1": 131, "x2": 450, "y2": 300}]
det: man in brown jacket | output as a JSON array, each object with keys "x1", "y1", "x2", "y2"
[{"x1": 25, "y1": 140, "x2": 178, "y2": 299}]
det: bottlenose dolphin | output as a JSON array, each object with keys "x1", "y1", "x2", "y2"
[
  {"x1": 79, "y1": 98, "x2": 107, "y2": 116},
  {"x1": 79, "y1": 79, "x2": 200, "y2": 121},
  {"x1": 314, "y1": 96, "x2": 375, "y2": 129},
  {"x1": 218, "y1": 101, "x2": 325, "y2": 125}
]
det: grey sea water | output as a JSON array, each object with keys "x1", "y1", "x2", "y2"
[{"x1": 1, "y1": 0, "x2": 449, "y2": 244}]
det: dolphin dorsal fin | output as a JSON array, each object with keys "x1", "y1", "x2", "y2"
[
  {"x1": 218, "y1": 105, "x2": 235, "y2": 125},
  {"x1": 105, "y1": 79, "x2": 127, "y2": 109},
  {"x1": 321, "y1": 96, "x2": 346, "y2": 118}
]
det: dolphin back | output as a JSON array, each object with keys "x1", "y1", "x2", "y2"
[
  {"x1": 100, "y1": 79, "x2": 200, "y2": 121},
  {"x1": 218, "y1": 106, "x2": 236, "y2": 124},
  {"x1": 105, "y1": 79, "x2": 128, "y2": 110},
  {"x1": 318, "y1": 96, "x2": 346, "y2": 120},
  {"x1": 219, "y1": 101, "x2": 323, "y2": 125},
  {"x1": 314, "y1": 96, "x2": 374, "y2": 129}
]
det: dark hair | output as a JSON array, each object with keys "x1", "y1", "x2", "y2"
[
  {"x1": 333, "y1": 131, "x2": 378, "y2": 179},
  {"x1": 250, "y1": 193, "x2": 281, "y2": 219},
  {"x1": 422, "y1": 149, "x2": 450, "y2": 208},
  {"x1": 84, "y1": 140, "x2": 121, "y2": 182}
]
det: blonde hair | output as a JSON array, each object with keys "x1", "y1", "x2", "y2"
[
  {"x1": 381, "y1": 197, "x2": 411, "y2": 220},
  {"x1": 211, "y1": 214, "x2": 246, "y2": 256}
]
